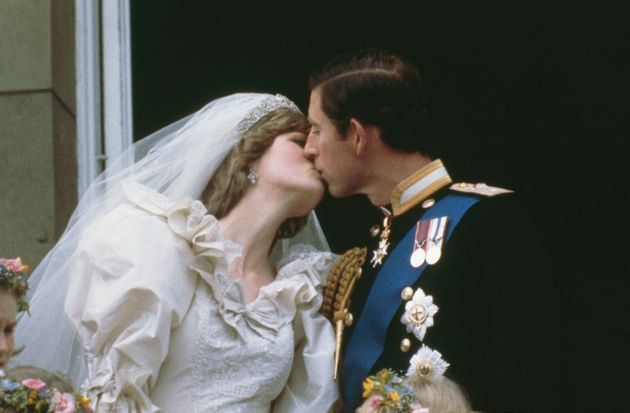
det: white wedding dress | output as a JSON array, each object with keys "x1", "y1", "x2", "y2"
[{"x1": 65, "y1": 183, "x2": 338, "y2": 413}]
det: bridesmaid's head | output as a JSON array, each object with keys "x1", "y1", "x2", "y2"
[{"x1": 0, "y1": 258, "x2": 30, "y2": 368}]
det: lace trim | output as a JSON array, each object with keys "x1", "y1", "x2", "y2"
[{"x1": 192, "y1": 289, "x2": 207, "y2": 413}]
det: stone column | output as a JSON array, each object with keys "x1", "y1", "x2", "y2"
[{"x1": 0, "y1": 0, "x2": 76, "y2": 267}]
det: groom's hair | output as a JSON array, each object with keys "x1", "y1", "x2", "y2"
[
  {"x1": 309, "y1": 49, "x2": 434, "y2": 156},
  {"x1": 202, "y1": 108, "x2": 311, "y2": 240}
]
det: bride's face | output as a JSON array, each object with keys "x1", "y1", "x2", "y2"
[
  {"x1": 0, "y1": 291, "x2": 17, "y2": 368},
  {"x1": 256, "y1": 131, "x2": 325, "y2": 213}
]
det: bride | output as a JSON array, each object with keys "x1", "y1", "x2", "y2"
[{"x1": 13, "y1": 93, "x2": 338, "y2": 412}]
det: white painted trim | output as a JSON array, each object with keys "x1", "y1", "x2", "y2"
[
  {"x1": 102, "y1": 0, "x2": 133, "y2": 164},
  {"x1": 75, "y1": 0, "x2": 102, "y2": 197}
]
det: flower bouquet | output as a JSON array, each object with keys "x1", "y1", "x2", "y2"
[
  {"x1": 362, "y1": 369, "x2": 428, "y2": 413},
  {"x1": 0, "y1": 371, "x2": 93, "y2": 413}
]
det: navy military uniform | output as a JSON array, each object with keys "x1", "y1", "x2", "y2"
[{"x1": 338, "y1": 160, "x2": 560, "y2": 412}]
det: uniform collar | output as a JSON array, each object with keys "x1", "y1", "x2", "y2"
[{"x1": 390, "y1": 159, "x2": 452, "y2": 216}]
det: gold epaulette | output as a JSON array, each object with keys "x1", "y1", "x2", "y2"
[
  {"x1": 450, "y1": 182, "x2": 513, "y2": 197},
  {"x1": 321, "y1": 247, "x2": 367, "y2": 379}
]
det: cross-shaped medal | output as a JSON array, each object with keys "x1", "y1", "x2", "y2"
[
  {"x1": 371, "y1": 212, "x2": 393, "y2": 268},
  {"x1": 370, "y1": 239, "x2": 390, "y2": 267}
]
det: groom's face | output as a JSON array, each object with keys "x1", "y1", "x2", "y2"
[{"x1": 305, "y1": 88, "x2": 361, "y2": 198}]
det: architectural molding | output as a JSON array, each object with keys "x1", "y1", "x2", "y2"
[
  {"x1": 101, "y1": 0, "x2": 133, "y2": 164},
  {"x1": 75, "y1": 0, "x2": 133, "y2": 196},
  {"x1": 75, "y1": 0, "x2": 102, "y2": 196}
]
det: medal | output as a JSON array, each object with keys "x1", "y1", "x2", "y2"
[
  {"x1": 410, "y1": 220, "x2": 429, "y2": 268},
  {"x1": 410, "y1": 217, "x2": 434, "y2": 268},
  {"x1": 371, "y1": 212, "x2": 393, "y2": 268},
  {"x1": 400, "y1": 287, "x2": 439, "y2": 341},
  {"x1": 425, "y1": 216, "x2": 448, "y2": 265},
  {"x1": 410, "y1": 247, "x2": 426, "y2": 268},
  {"x1": 371, "y1": 239, "x2": 390, "y2": 267},
  {"x1": 411, "y1": 216, "x2": 448, "y2": 267},
  {"x1": 425, "y1": 246, "x2": 442, "y2": 265}
]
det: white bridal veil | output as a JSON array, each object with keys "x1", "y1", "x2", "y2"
[{"x1": 13, "y1": 93, "x2": 329, "y2": 386}]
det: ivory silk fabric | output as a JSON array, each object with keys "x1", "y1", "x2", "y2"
[{"x1": 66, "y1": 183, "x2": 338, "y2": 412}]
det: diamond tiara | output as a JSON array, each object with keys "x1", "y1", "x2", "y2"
[{"x1": 237, "y1": 94, "x2": 301, "y2": 133}]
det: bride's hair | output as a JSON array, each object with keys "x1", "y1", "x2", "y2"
[{"x1": 202, "y1": 108, "x2": 311, "y2": 239}]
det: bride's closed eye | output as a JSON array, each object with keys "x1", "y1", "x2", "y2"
[{"x1": 291, "y1": 137, "x2": 307, "y2": 147}]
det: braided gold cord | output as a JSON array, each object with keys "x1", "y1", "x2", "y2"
[{"x1": 321, "y1": 247, "x2": 367, "y2": 320}]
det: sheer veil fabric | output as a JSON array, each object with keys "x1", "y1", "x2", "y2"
[{"x1": 13, "y1": 93, "x2": 331, "y2": 393}]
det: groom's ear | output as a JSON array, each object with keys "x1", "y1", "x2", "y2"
[{"x1": 348, "y1": 118, "x2": 371, "y2": 157}]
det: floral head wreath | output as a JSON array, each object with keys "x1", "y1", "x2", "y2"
[{"x1": 0, "y1": 257, "x2": 31, "y2": 312}]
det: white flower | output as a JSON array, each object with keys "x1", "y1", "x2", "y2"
[
  {"x1": 406, "y1": 344, "x2": 449, "y2": 385},
  {"x1": 400, "y1": 288, "x2": 438, "y2": 341}
]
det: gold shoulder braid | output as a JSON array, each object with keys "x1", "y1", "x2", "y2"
[{"x1": 321, "y1": 247, "x2": 367, "y2": 379}]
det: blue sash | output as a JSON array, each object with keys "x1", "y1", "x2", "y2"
[{"x1": 342, "y1": 194, "x2": 480, "y2": 409}]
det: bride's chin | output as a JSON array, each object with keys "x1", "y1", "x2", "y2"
[{"x1": 289, "y1": 190, "x2": 323, "y2": 217}]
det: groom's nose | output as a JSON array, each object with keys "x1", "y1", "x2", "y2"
[{"x1": 304, "y1": 132, "x2": 318, "y2": 160}]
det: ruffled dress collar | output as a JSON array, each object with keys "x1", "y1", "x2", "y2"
[{"x1": 122, "y1": 181, "x2": 330, "y2": 341}]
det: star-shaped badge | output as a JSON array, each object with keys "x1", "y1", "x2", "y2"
[
  {"x1": 400, "y1": 288, "x2": 438, "y2": 341},
  {"x1": 370, "y1": 239, "x2": 390, "y2": 267}
]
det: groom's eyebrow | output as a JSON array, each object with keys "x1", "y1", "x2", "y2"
[{"x1": 308, "y1": 117, "x2": 319, "y2": 127}]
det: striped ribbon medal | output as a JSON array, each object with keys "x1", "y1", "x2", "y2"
[{"x1": 410, "y1": 216, "x2": 448, "y2": 268}]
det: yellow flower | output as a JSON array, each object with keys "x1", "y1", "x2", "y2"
[
  {"x1": 362, "y1": 378, "x2": 374, "y2": 398},
  {"x1": 81, "y1": 396, "x2": 92, "y2": 408},
  {"x1": 377, "y1": 369, "x2": 391, "y2": 383},
  {"x1": 388, "y1": 391, "x2": 400, "y2": 403}
]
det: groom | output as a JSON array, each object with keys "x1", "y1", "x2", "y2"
[{"x1": 305, "y1": 49, "x2": 560, "y2": 412}]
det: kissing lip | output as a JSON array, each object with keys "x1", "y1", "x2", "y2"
[{"x1": 311, "y1": 168, "x2": 324, "y2": 181}]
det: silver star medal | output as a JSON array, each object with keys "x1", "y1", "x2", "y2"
[
  {"x1": 371, "y1": 212, "x2": 393, "y2": 268},
  {"x1": 400, "y1": 288, "x2": 439, "y2": 341},
  {"x1": 371, "y1": 238, "x2": 390, "y2": 267}
]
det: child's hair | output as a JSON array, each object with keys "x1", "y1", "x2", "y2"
[
  {"x1": 4, "y1": 365, "x2": 74, "y2": 393},
  {"x1": 409, "y1": 376, "x2": 471, "y2": 413}
]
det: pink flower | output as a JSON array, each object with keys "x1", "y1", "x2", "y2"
[
  {"x1": 21, "y1": 378, "x2": 46, "y2": 391},
  {"x1": 370, "y1": 395, "x2": 385, "y2": 408},
  {"x1": 0, "y1": 258, "x2": 27, "y2": 273},
  {"x1": 53, "y1": 391, "x2": 76, "y2": 413}
]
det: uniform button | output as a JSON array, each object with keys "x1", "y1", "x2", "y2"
[
  {"x1": 401, "y1": 287, "x2": 414, "y2": 301},
  {"x1": 421, "y1": 198, "x2": 435, "y2": 209},
  {"x1": 344, "y1": 313, "x2": 354, "y2": 327},
  {"x1": 400, "y1": 338, "x2": 411, "y2": 352},
  {"x1": 369, "y1": 225, "x2": 380, "y2": 237}
]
